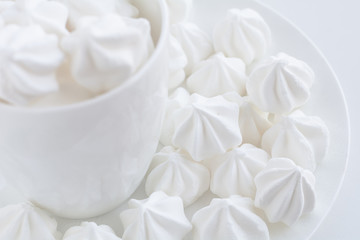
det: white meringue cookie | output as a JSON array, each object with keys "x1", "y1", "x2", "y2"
[
  {"x1": 165, "y1": 0, "x2": 193, "y2": 24},
  {"x1": 0, "y1": 0, "x2": 69, "y2": 36},
  {"x1": 168, "y1": 35, "x2": 187, "y2": 90},
  {"x1": 223, "y1": 92, "x2": 272, "y2": 147},
  {"x1": 262, "y1": 110, "x2": 329, "y2": 171},
  {"x1": 210, "y1": 144, "x2": 268, "y2": 199},
  {"x1": 192, "y1": 196, "x2": 269, "y2": 240},
  {"x1": 0, "y1": 24, "x2": 64, "y2": 105},
  {"x1": 120, "y1": 191, "x2": 192, "y2": 240},
  {"x1": 63, "y1": 222, "x2": 121, "y2": 240},
  {"x1": 247, "y1": 52, "x2": 315, "y2": 114},
  {"x1": 186, "y1": 52, "x2": 248, "y2": 97},
  {"x1": 171, "y1": 22, "x2": 213, "y2": 75},
  {"x1": 172, "y1": 94, "x2": 243, "y2": 162},
  {"x1": 0, "y1": 202, "x2": 60, "y2": 240},
  {"x1": 213, "y1": 8, "x2": 271, "y2": 65},
  {"x1": 61, "y1": 14, "x2": 153, "y2": 93},
  {"x1": 145, "y1": 146, "x2": 210, "y2": 206},
  {"x1": 55, "y1": 0, "x2": 138, "y2": 30},
  {"x1": 160, "y1": 87, "x2": 190, "y2": 146},
  {"x1": 255, "y1": 158, "x2": 316, "y2": 226}
]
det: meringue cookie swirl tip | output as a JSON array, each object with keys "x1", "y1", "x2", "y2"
[
  {"x1": 120, "y1": 191, "x2": 192, "y2": 240},
  {"x1": 172, "y1": 94, "x2": 243, "y2": 161},
  {"x1": 0, "y1": 0, "x2": 69, "y2": 36},
  {"x1": 63, "y1": 222, "x2": 121, "y2": 240},
  {"x1": 0, "y1": 202, "x2": 60, "y2": 240},
  {"x1": 55, "y1": 0, "x2": 139, "y2": 31},
  {"x1": 171, "y1": 22, "x2": 213, "y2": 75},
  {"x1": 223, "y1": 92, "x2": 272, "y2": 147},
  {"x1": 254, "y1": 157, "x2": 316, "y2": 226},
  {"x1": 210, "y1": 144, "x2": 268, "y2": 199},
  {"x1": 246, "y1": 52, "x2": 315, "y2": 114},
  {"x1": 186, "y1": 52, "x2": 248, "y2": 97},
  {"x1": 145, "y1": 146, "x2": 210, "y2": 206},
  {"x1": 192, "y1": 196, "x2": 270, "y2": 240},
  {"x1": 261, "y1": 110, "x2": 330, "y2": 171},
  {"x1": 61, "y1": 14, "x2": 154, "y2": 93},
  {"x1": 0, "y1": 24, "x2": 64, "y2": 105},
  {"x1": 213, "y1": 8, "x2": 271, "y2": 65}
]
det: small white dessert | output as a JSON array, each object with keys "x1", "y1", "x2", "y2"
[
  {"x1": 172, "y1": 93, "x2": 243, "y2": 161},
  {"x1": 55, "y1": 0, "x2": 138, "y2": 30},
  {"x1": 168, "y1": 35, "x2": 187, "y2": 90},
  {"x1": 63, "y1": 222, "x2": 121, "y2": 240},
  {"x1": 0, "y1": 202, "x2": 60, "y2": 240},
  {"x1": 146, "y1": 146, "x2": 210, "y2": 206},
  {"x1": 213, "y1": 8, "x2": 271, "y2": 65},
  {"x1": 192, "y1": 196, "x2": 269, "y2": 240},
  {"x1": 120, "y1": 191, "x2": 192, "y2": 240},
  {"x1": 160, "y1": 87, "x2": 190, "y2": 146},
  {"x1": 171, "y1": 22, "x2": 213, "y2": 75},
  {"x1": 254, "y1": 158, "x2": 316, "y2": 226},
  {"x1": 165, "y1": 0, "x2": 193, "y2": 24},
  {"x1": 0, "y1": 24, "x2": 64, "y2": 105},
  {"x1": 223, "y1": 92, "x2": 272, "y2": 147},
  {"x1": 62, "y1": 14, "x2": 153, "y2": 93},
  {"x1": 262, "y1": 110, "x2": 330, "y2": 171},
  {"x1": 246, "y1": 52, "x2": 315, "y2": 114},
  {"x1": 210, "y1": 144, "x2": 268, "y2": 199},
  {"x1": 186, "y1": 52, "x2": 248, "y2": 97},
  {"x1": 0, "y1": 0, "x2": 69, "y2": 36}
]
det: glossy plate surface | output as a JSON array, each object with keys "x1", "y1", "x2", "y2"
[{"x1": 189, "y1": 0, "x2": 349, "y2": 239}]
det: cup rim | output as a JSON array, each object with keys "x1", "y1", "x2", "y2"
[{"x1": 0, "y1": 0, "x2": 169, "y2": 114}]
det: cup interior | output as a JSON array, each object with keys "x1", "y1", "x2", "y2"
[{"x1": 0, "y1": 0, "x2": 169, "y2": 113}]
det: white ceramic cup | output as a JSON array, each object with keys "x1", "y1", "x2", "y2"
[{"x1": 0, "y1": 0, "x2": 169, "y2": 219}]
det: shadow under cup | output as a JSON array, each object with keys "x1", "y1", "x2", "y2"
[{"x1": 0, "y1": 0, "x2": 169, "y2": 219}]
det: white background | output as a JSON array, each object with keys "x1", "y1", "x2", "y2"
[{"x1": 258, "y1": 0, "x2": 360, "y2": 239}]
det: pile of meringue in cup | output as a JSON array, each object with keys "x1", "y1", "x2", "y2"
[
  {"x1": 0, "y1": 0, "x2": 152, "y2": 106},
  {"x1": 0, "y1": 0, "x2": 330, "y2": 240}
]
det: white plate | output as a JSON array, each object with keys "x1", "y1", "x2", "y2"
[
  {"x1": 190, "y1": 0, "x2": 350, "y2": 239},
  {"x1": 0, "y1": 0, "x2": 350, "y2": 239}
]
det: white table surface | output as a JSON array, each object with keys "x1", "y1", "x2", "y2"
[{"x1": 257, "y1": 0, "x2": 360, "y2": 239}]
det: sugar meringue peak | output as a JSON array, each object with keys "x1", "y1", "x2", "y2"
[
  {"x1": 192, "y1": 196, "x2": 270, "y2": 240},
  {"x1": 0, "y1": 24, "x2": 64, "y2": 105},
  {"x1": 261, "y1": 110, "x2": 330, "y2": 171},
  {"x1": 171, "y1": 22, "x2": 213, "y2": 75},
  {"x1": 247, "y1": 52, "x2": 315, "y2": 114},
  {"x1": 186, "y1": 52, "x2": 248, "y2": 97},
  {"x1": 55, "y1": 0, "x2": 138, "y2": 31},
  {"x1": 0, "y1": 202, "x2": 60, "y2": 240},
  {"x1": 63, "y1": 222, "x2": 121, "y2": 240},
  {"x1": 213, "y1": 8, "x2": 271, "y2": 65},
  {"x1": 255, "y1": 157, "x2": 316, "y2": 226},
  {"x1": 172, "y1": 94, "x2": 243, "y2": 161},
  {"x1": 62, "y1": 14, "x2": 153, "y2": 93},
  {"x1": 120, "y1": 191, "x2": 192, "y2": 240},
  {"x1": 146, "y1": 146, "x2": 210, "y2": 206},
  {"x1": 210, "y1": 144, "x2": 268, "y2": 199}
]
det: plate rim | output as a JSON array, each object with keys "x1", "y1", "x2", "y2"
[
  {"x1": 248, "y1": 0, "x2": 351, "y2": 238},
  {"x1": 191, "y1": 0, "x2": 351, "y2": 238}
]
